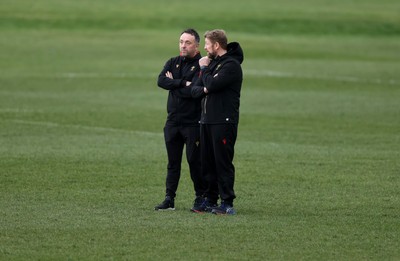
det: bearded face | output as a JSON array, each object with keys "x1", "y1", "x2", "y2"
[
  {"x1": 204, "y1": 38, "x2": 217, "y2": 60},
  {"x1": 207, "y1": 49, "x2": 217, "y2": 60}
]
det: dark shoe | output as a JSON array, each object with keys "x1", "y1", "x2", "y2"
[
  {"x1": 154, "y1": 196, "x2": 175, "y2": 211},
  {"x1": 190, "y1": 196, "x2": 204, "y2": 212},
  {"x1": 191, "y1": 198, "x2": 218, "y2": 213},
  {"x1": 211, "y1": 202, "x2": 236, "y2": 215}
]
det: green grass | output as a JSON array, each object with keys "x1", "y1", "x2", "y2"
[{"x1": 1, "y1": 0, "x2": 400, "y2": 260}]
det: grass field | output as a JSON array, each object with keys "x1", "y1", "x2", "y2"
[{"x1": 1, "y1": 0, "x2": 400, "y2": 260}]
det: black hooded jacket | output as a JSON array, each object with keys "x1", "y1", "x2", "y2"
[
  {"x1": 192, "y1": 42, "x2": 244, "y2": 124},
  {"x1": 158, "y1": 53, "x2": 202, "y2": 126}
]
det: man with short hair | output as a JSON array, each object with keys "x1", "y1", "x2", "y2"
[
  {"x1": 154, "y1": 29, "x2": 206, "y2": 211},
  {"x1": 191, "y1": 29, "x2": 244, "y2": 215}
]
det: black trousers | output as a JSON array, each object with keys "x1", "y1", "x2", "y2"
[
  {"x1": 200, "y1": 124, "x2": 237, "y2": 204},
  {"x1": 164, "y1": 124, "x2": 205, "y2": 198}
]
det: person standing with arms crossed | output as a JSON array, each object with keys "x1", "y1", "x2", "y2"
[
  {"x1": 154, "y1": 29, "x2": 206, "y2": 211},
  {"x1": 191, "y1": 29, "x2": 244, "y2": 215}
]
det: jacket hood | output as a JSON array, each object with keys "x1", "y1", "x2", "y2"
[{"x1": 225, "y1": 42, "x2": 244, "y2": 64}]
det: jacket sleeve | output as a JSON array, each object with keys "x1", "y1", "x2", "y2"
[
  {"x1": 157, "y1": 59, "x2": 186, "y2": 90},
  {"x1": 174, "y1": 70, "x2": 202, "y2": 98},
  {"x1": 189, "y1": 72, "x2": 206, "y2": 98},
  {"x1": 201, "y1": 60, "x2": 242, "y2": 93},
  {"x1": 191, "y1": 86, "x2": 206, "y2": 98}
]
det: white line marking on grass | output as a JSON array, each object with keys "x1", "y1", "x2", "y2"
[
  {"x1": 60, "y1": 72, "x2": 157, "y2": 79},
  {"x1": 0, "y1": 108, "x2": 43, "y2": 113},
  {"x1": 0, "y1": 72, "x2": 156, "y2": 79},
  {"x1": 3, "y1": 71, "x2": 397, "y2": 85},
  {"x1": 245, "y1": 69, "x2": 399, "y2": 85},
  {"x1": 7, "y1": 119, "x2": 163, "y2": 137}
]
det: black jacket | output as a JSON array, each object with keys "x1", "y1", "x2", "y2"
[
  {"x1": 158, "y1": 53, "x2": 202, "y2": 126},
  {"x1": 192, "y1": 42, "x2": 244, "y2": 124}
]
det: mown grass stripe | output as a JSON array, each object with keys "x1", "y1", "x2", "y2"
[{"x1": 6, "y1": 119, "x2": 163, "y2": 137}]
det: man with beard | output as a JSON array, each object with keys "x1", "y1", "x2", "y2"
[
  {"x1": 155, "y1": 29, "x2": 206, "y2": 211},
  {"x1": 191, "y1": 29, "x2": 244, "y2": 215}
]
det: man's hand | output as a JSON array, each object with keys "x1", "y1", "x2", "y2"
[
  {"x1": 204, "y1": 87, "x2": 208, "y2": 94},
  {"x1": 185, "y1": 81, "x2": 191, "y2": 87},
  {"x1": 165, "y1": 71, "x2": 173, "y2": 79},
  {"x1": 199, "y1": 56, "x2": 211, "y2": 67}
]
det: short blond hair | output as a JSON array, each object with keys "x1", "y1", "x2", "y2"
[{"x1": 204, "y1": 29, "x2": 228, "y2": 50}]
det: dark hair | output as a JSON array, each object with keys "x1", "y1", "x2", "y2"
[
  {"x1": 181, "y1": 28, "x2": 200, "y2": 44},
  {"x1": 204, "y1": 29, "x2": 228, "y2": 50}
]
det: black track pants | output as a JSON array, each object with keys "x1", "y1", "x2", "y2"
[
  {"x1": 200, "y1": 124, "x2": 237, "y2": 204},
  {"x1": 164, "y1": 124, "x2": 205, "y2": 198}
]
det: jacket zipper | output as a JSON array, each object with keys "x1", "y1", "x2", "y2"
[{"x1": 204, "y1": 96, "x2": 208, "y2": 115}]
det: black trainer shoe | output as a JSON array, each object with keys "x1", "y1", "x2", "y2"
[
  {"x1": 154, "y1": 196, "x2": 175, "y2": 211},
  {"x1": 191, "y1": 198, "x2": 218, "y2": 213},
  {"x1": 190, "y1": 196, "x2": 204, "y2": 212},
  {"x1": 211, "y1": 202, "x2": 236, "y2": 215}
]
